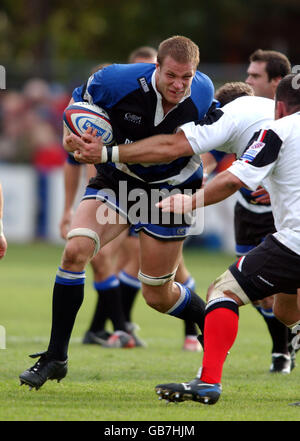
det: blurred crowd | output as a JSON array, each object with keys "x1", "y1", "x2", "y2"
[{"x1": 0, "y1": 78, "x2": 70, "y2": 171}]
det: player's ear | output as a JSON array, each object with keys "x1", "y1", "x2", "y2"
[
  {"x1": 270, "y1": 76, "x2": 282, "y2": 91},
  {"x1": 274, "y1": 100, "x2": 286, "y2": 120}
]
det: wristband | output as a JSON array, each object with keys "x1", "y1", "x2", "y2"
[
  {"x1": 111, "y1": 146, "x2": 120, "y2": 162},
  {"x1": 101, "y1": 146, "x2": 119, "y2": 163},
  {"x1": 101, "y1": 146, "x2": 108, "y2": 163},
  {"x1": 0, "y1": 219, "x2": 3, "y2": 236}
]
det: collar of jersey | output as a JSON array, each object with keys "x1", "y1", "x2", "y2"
[{"x1": 151, "y1": 70, "x2": 191, "y2": 127}]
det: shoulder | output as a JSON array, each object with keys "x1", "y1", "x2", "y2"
[
  {"x1": 189, "y1": 71, "x2": 214, "y2": 118},
  {"x1": 88, "y1": 63, "x2": 156, "y2": 107},
  {"x1": 191, "y1": 71, "x2": 214, "y2": 97},
  {"x1": 99, "y1": 63, "x2": 155, "y2": 89},
  {"x1": 223, "y1": 96, "x2": 274, "y2": 116},
  {"x1": 222, "y1": 96, "x2": 274, "y2": 127},
  {"x1": 270, "y1": 112, "x2": 300, "y2": 140}
]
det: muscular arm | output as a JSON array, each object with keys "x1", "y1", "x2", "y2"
[
  {"x1": 157, "y1": 170, "x2": 245, "y2": 214},
  {"x1": 68, "y1": 129, "x2": 195, "y2": 164},
  {"x1": 118, "y1": 131, "x2": 194, "y2": 163},
  {"x1": 189, "y1": 170, "x2": 244, "y2": 212},
  {"x1": 200, "y1": 170, "x2": 244, "y2": 207}
]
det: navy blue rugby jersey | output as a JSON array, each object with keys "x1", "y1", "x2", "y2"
[{"x1": 72, "y1": 63, "x2": 214, "y2": 186}]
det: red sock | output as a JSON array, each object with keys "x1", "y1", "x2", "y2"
[{"x1": 200, "y1": 302, "x2": 239, "y2": 384}]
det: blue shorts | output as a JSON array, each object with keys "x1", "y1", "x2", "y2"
[{"x1": 82, "y1": 167, "x2": 200, "y2": 241}]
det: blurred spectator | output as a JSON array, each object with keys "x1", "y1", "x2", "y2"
[
  {"x1": 30, "y1": 121, "x2": 66, "y2": 171},
  {"x1": 22, "y1": 77, "x2": 66, "y2": 139},
  {"x1": 0, "y1": 77, "x2": 69, "y2": 166},
  {"x1": 0, "y1": 91, "x2": 29, "y2": 162}
]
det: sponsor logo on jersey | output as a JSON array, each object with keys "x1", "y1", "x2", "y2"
[
  {"x1": 256, "y1": 275, "x2": 274, "y2": 287},
  {"x1": 124, "y1": 113, "x2": 142, "y2": 124},
  {"x1": 241, "y1": 141, "x2": 265, "y2": 163},
  {"x1": 138, "y1": 76, "x2": 150, "y2": 93}
]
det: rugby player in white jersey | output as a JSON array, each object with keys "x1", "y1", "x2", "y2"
[
  {"x1": 201, "y1": 50, "x2": 293, "y2": 375},
  {"x1": 155, "y1": 73, "x2": 300, "y2": 404},
  {"x1": 243, "y1": 50, "x2": 292, "y2": 373}
]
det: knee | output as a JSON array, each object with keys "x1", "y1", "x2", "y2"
[
  {"x1": 141, "y1": 285, "x2": 166, "y2": 312},
  {"x1": 62, "y1": 237, "x2": 94, "y2": 268}
]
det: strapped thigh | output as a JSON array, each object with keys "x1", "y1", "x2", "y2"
[
  {"x1": 138, "y1": 267, "x2": 177, "y2": 286},
  {"x1": 209, "y1": 269, "x2": 251, "y2": 305}
]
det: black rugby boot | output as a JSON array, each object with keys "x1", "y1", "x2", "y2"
[{"x1": 19, "y1": 351, "x2": 68, "y2": 390}]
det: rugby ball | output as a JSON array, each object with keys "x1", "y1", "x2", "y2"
[{"x1": 63, "y1": 101, "x2": 114, "y2": 146}]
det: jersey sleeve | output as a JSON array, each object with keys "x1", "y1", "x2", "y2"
[
  {"x1": 179, "y1": 109, "x2": 237, "y2": 155},
  {"x1": 228, "y1": 128, "x2": 283, "y2": 190},
  {"x1": 191, "y1": 72, "x2": 215, "y2": 119},
  {"x1": 72, "y1": 67, "x2": 113, "y2": 107}
]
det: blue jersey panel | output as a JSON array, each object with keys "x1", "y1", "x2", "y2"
[
  {"x1": 72, "y1": 63, "x2": 214, "y2": 185},
  {"x1": 190, "y1": 72, "x2": 215, "y2": 119},
  {"x1": 73, "y1": 63, "x2": 155, "y2": 109}
]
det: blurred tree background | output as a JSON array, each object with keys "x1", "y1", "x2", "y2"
[
  {"x1": 0, "y1": 0, "x2": 299, "y2": 87},
  {"x1": 0, "y1": 0, "x2": 299, "y2": 244}
]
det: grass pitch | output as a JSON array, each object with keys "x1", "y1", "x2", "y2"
[{"x1": 0, "y1": 242, "x2": 300, "y2": 422}]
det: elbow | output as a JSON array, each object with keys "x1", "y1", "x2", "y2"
[{"x1": 225, "y1": 173, "x2": 243, "y2": 193}]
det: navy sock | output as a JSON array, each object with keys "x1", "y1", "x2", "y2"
[
  {"x1": 182, "y1": 276, "x2": 198, "y2": 336},
  {"x1": 166, "y1": 283, "x2": 206, "y2": 333},
  {"x1": 92, "y1": 275, "x2": 127, "y2": 332},
  {"x1": 119, "y1": 271, "x2": 141, "y2": 323},
  {"x1": 88, "y1": 277, "x2": 121, "y2": 332},
  {"x1": 47, "y1": 268, "x2": 85, "y2": 361},
  {"x1": 255, "y1": 306, "x2": 289, "y2": 354}
]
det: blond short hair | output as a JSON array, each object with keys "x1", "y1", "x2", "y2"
[{"x1": 157, "y1": 36, "x2": 200, "y2": 68}]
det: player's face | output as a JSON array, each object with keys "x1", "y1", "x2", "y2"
[
  {"x1": 155, "y1": 56, "x2": 196, "y2": 106},
  {"x1": 245, "y1": 61, "x2": 274, "y2": 99}
]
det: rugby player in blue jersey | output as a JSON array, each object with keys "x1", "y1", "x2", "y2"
[{"x1": 19, "y1": 36, "x2": 214, "y2": 389}]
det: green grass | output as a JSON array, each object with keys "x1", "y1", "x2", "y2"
[{"x1": 0, "y1": 242, "x2": 300, "y2": 421}]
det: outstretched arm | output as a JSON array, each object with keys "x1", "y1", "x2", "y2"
[
  {"x1": 157, "y1": 170, "x2": 245, "y2": 213},
  {"x1": 66, "y1": 129, "x2": 194, "y2": 164}
]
